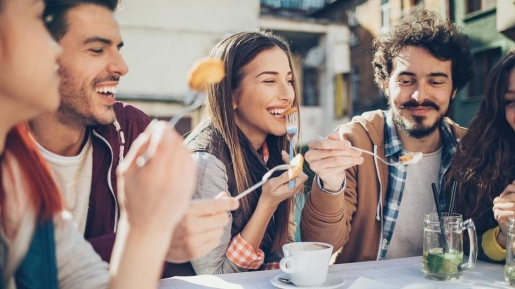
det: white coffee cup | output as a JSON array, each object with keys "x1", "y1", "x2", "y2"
[{"x1": 279, "y1": 242, "x2": 333, "y2": 287}]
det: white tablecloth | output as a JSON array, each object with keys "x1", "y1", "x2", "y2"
[{"x1": 159, "y1": 256, "x2": 510, "y2": 289}]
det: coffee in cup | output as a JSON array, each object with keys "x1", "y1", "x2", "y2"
[{"x1": 279, "y1": 242, "x2": 333, "y2": 287}]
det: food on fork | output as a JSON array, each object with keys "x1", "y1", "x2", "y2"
[
  {"x1": 399, "y1": 151, "x2": 423, "y2": 165},
  {"x1": 188, "y1": 57, "x2": 225, "y2": 91},
  {"x1": 281, "y1": 107, "x2": 298, "y2": 116},
  {"x1": 288, "y1": 154, "x2": 304, "y2": 179}
]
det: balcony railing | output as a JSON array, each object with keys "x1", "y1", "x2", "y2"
[{"x1": 261, "y1": 0, "x2": 327, "y2": 11}]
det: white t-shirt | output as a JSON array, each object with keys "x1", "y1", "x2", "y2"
[
  {"x1": 386, "y1": 147, "x2": 442, "y2": 259},
  {"x1": 35, "y1": 134, "x2": 93, "y2": 234}
]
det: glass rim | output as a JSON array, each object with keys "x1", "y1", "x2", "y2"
[{"x1": 424, "y1": 212, "x2": 463, "y2": 222}]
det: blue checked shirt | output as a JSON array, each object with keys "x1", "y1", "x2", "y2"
[{"x1": 379, "y1": 110, "x2": 459, "y2": 259}]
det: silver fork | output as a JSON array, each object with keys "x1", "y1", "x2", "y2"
[
  {"x1": 135, "y1": 91, "x2": 206, "y2": 167},
  {"x1": 168, "y1": 92, "x2": 206, "y2": 127},
  {"x1": 235, "y1": 164, "x2": 292, "y2": 200},
  {"x1": 286, "y1": 111, "x2": 299, "y2": 189},
  {"x1": 315, "y1": 135, "x2": 415, "y2": 167}
]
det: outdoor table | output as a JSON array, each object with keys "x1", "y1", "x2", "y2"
[{"x1": 159, "y1": 256, "x2": 510, "y2": 288}]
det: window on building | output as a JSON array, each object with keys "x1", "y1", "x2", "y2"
[
  {"x1": 351, "y1": 67, "x2": 360, "y2": 103},
  {"x1": 466, "y1": 0, "x2": 496, "y2": 14},
  {"x1": 380, "y1": 0, "x2": 390, "y2": 33},
  {"x1": 334, "y1": 73, "x2": 349, "y2": 118},
  {"x1": 349, "y1": 30, "x2": 359, "y2": 47},
  {"x1": 409, "y1": 0, "x2": 422, "y2": 6},
  {"x1": 302, "y1": 67, "x2": 319, "y2": 106},
  {"x1": 467, "y1": 47, "x2": 501, "y2": 98}
]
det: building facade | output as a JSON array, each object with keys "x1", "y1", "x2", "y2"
[
  {"x1": 116, "y1": 0, "x2": 260, "y2": 134},
  {"x1": 116, "y1": 0, "x2": 351, "y2": 143},
  {"x1": 451, "y1": 0, "x2": 515, "y2": 126}
]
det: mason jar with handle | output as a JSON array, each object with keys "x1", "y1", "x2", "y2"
[
  {"x1": 504, "y1": 217, "x2": 515, "y2": 286},
  {"x1": 422, "y1": 213, "x2": 477, "y2": 281}
]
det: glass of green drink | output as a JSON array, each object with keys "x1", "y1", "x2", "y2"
[{"x1": 422, "y1": 213, "x2": 477, "y2": 281}]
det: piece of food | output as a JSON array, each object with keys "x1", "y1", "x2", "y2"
[
  {"x1": 288, "y1": 154, "x2": 304, "y2": 179},
  {"x1": 281, "y1": 107, "x2": 298, "y2": 116},
  {"x1": 188, "y1": 57, "x2": 225, "y2": 91},
  {"x1": 399, "y1": 151, "x2": 423, "y2": 164}
]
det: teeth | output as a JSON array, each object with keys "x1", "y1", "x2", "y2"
[
  {"x1": 267, "y1": 108, "x2": 286, "y2": 116},
  {"x1": 95, "y1": 86, "x2": 117, "y2": 94}
]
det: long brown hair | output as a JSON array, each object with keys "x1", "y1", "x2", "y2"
[
  {"x1": 0, "y1": 124, "x2": 63, "y2": 221},
  {"x1": 186, "y1": 31, "x2": 300, "y2": 252},
  {"x1": 446, "y1": 50, "x2": 515, "y2": 219}
]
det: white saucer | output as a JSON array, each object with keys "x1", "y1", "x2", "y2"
[{"x1": 270, "y1": 273, "x2": 346, "y2": 289}]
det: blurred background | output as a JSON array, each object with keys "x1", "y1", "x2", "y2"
[{"x1": 115, "y1": 0, "x2": 515, "y2": 144}]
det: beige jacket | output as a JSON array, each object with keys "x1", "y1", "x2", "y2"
[{"x1": 301, "y1": 110, "x2": 467, "y2": 264}]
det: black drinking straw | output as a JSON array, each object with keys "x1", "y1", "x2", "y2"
[
  {"x1": 448, "y1": 181, "x2": 457, "y2": 215},
  {"x1": 431, "y1": 183, "x2": 448, "y2": 253}
]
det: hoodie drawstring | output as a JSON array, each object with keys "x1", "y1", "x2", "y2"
[
  {"x1": 373, "y1": 145, "x2": 382, "y2": 221},
  {"x1": 113, "y1": 120, "x2": 125, "y2": 165}
]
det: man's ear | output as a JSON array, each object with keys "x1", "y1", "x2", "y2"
[{"x1": 383, "y1": 81, "x2": 390, "y2": 99}]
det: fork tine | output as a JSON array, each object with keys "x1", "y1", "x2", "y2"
[{"x1": 286, "y1": 111, "x2": 298, "y2": 129}]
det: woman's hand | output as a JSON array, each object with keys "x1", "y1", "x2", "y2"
[
  {"x1": 117, "y1": 121, "x2": 196, "y2": 235},
  {"x1": 493, "y1": 180, "x2": 515, "y2": 248},
  {"x1": 259, "y1": 151, "x2": 308, "y2": 208}
]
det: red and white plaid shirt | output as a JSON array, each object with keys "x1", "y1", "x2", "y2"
[
  {"x1": 225, "y1": 142, "x2": 281, "y2": 270},
  {"x1": 226, "y1": 233, "x2": 280, "y2": 270}
]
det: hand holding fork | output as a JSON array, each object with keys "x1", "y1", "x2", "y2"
[
  {"x1": 315, "y1": 135, "x2": 422, "y2": 166},
  {"x1": 305, "y1": 131, "x2": 363, "y2": 192}
]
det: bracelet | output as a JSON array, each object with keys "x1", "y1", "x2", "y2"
[{"x1": 315, "y1": 175, "x2": 346, "y2": 195}]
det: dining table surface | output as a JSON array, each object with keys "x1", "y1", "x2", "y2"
[{"x1": 159, "y1": 256, "x2": 511, "y2": 289}]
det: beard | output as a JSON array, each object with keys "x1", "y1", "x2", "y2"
[
  {"x1": 56, "y1": 65, "x2": 117, "y2": 126},
  {"x1": 391, "y1": 99, "x2": 446, "y2": 139}
]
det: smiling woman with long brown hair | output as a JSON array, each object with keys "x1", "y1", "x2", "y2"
[
  {"x1": 447, "y1": 50, "x2": 515, "y2": 263},
  {"x1": 185, "y1": 31, "x2": 308, "y2": 274}
]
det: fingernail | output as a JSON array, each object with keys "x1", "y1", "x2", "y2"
[
  {"x1": 149, "y1": 119, "x2": 158, "y2": 128},
  {"x1": 215, "y1": 191, "x2": 228, "y2": 199}
]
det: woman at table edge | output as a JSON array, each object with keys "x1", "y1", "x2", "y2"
[
  {"x1": 0, "y1": 0, "x2": 197, "y2": 287},
  {"x1": 447, "y1": 49, "x2": 515, "y2": 263}
]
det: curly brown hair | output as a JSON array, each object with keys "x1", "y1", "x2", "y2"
[
  {"x1": 372, "y1": 10, "x2": 474, "y2": 93},
  {"x1": 446, "y1": 50, "x2": 515, "y2": 220}
]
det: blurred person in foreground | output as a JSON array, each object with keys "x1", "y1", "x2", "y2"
[
  {"x1": 185, "y1": 31, "x2": 308, "y2": 274},
  {"x1": 28, "y1": 0, "x2": 238, "y2": 277},
  {"x1": 301, "y1": 10, "x2": 474, "y2": 263},
  {"x1": 447, "y1": 50, "x2": 515, "y2": 263},
  {"x1": 0, "y1": 0, "x2": 197, "y2": 287}
]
